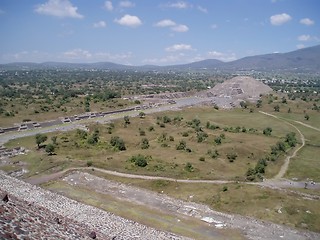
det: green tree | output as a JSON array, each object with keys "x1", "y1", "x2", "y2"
[
  {"x1": 139, "y1": 111, "x2": 146, "y2": 118},
  {"x1": 276, "y1": 141, "x2": 286, "y2": 152},
  {"x1": 35, "y1": 133, "x2": 47, "y2": 148},
  {"x1": 240, "y1": 101, "x2": 248, "y2": 109},
  {"x1": 129, "y1": 154, "x2": 148, "y2": 167},
  {"x1": 256, "y1": 99, "x2": 262, "y2": 108},
  {"x1": 110, "y1": 136, "x2": 126, "y2": 151},
  {"x1": 274, "y1": 105, "x2": 280, "y2": 112},
  {"x1": 45, "y1": 143, "x2": 55, "y2": 155},
  {"x1": 263, "y1": 127, "x2": 272, "y2": 136},
  {"x1": 285, "y1": 132, "x2": 297, "y2": 147},
  {"x1": 87, "y1": 129, "x2": 99, "y2": 145},
  {"x1": 124, "y1": 115, "x2": 130, "y2": 125}
]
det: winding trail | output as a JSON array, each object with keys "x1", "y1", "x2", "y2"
[
  {"x1": 294, "y1": 121, "x2": 320, "y2": 132},
  {"x1": 259, "y1": 111, "x2": 305, "y2": 180},
  {"x1": 26, "y1": 167, "x2": 234, "y2": 185}
]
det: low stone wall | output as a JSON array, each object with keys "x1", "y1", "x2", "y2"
[{"x1": 0, "y1": 171, "x2": 189, "y2": 240}]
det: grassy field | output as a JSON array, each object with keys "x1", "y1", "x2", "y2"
[
  {"x1": 4, "y1": 106, "x2": 298, "y2": 181},
  {"x1": 2, "y1": 92, "x2": 320, "y2": 235},
  {"x1": 258, "y1": 98, "x2": 320, "y2": 182}
]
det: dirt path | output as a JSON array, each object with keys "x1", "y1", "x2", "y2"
[
  {"x1": 26, "y1": 167, "x2": 235, "y2": 185},
  {"x1": 294, "y1": 121, "x2": 320, "y2": 132},
  {"x1": 259, "y1": 111, "x2": 305, "y2": 180},
  {"x1": 25, "y1": 166, "x2": 320, "y2": 192}
]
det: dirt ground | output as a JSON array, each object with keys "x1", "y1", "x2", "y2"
[{"x1": 57, "y1": 171, "x2": 320, "y2": 240}]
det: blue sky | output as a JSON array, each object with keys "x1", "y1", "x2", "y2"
[{"x1": 0, "y1": 0, "x2": 319, "y2": 65}]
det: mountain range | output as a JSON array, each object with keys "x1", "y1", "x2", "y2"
[{"x1": 1, "y1": 44, "x2": 319, "y2": 73}]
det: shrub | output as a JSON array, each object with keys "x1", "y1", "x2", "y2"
[
  {"x1": 263, "y1": 127, "x2": 272, "y2": 136},
  {"x1": 110, "y1": 136, "x2": 126, "y2": 151},
  {"x1": 87, "y1": 160, "x2": 93, "y2": 167},
  {"x1": 182, "y1": 132, "x2": 189, "y2": 137},
  {"x1": 214, "y1": 137, "x2": 222, "y2": 145},
  {"x1": 226, "y1": 152, "x2": 237, "y2": 162},
  {"x1": 45, "y1": 143, "x2": 55, "y2": 155},
  {"x1": 163, "y1": 115, "x2": 171, "y2": 123},
  {"x1": 208, "y1": 149, "x2": 219, "y2": 159},
  {"x1": 176, "y1": 140, "x2": 186, "y2": 150},
  {"x1": 139, "y1": 128, "x2": 146, "y2": 136},
  {"x1": 185, "y1": 162, "x2": 194, "y2": 172},
  {"x1": 285, "y1": 132, "x2": 297, "y2": 147},
  {"x1": 129, "y1": 154, "x2": 148, "y2": 167},
  {"x1": 141, "y1": 138, "x2": 149, "y2": 149}
]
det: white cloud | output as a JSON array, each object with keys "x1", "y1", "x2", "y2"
[
  {"x1": 207, "y1": 51, "x2": 236, "y2": 62},
  {"x1": 1, "y1": 49, "x2": 133, "y2": 63},
  {"x1": 165, "y1": 44, "x2": 193, "y2": 52},
  {"x1": 1, "y1": 51, "x2": 53, "y2": 63},
  {"x1": 104, "y1": 1, "x2": 113, "y2": 11},
  {"x1": 143, "y1": 52, "x2": 190, "y2": 65},
  {"x1": 297, "y1": 34, "x2": 311, "y2": 41},
  {"x1": 300, "y1": 18, "x2": 314, "y2": 26},
  {"x1": 197, "y1": 6, "x2": 207, "y2": 13},
  {"x1": 270, "y1": 13, "x2": 291, "y2": 26},
  {"x1": 211, "y1": 24, "x2": 218, "y2": 29},
  {"x1": 171, "y1": 24, "x2": 189, "y2": 32},
  {"x1": 154, "y1": 19, "x2": 188, "y2": 32},
  {"x1": 155, "y1": 19, "x2": 176, "y2": 27},
  {"x1": 93, "y1": 21, "x2": 106, "y2": 28},
  {"x1": 64, "y1": 49, "x2": 92, "y2": 59},
  {"x1": 115, "y1": 14, "x2": 142, "y2": 27},
  {"x1": 34, "y1": 0, "x2": 83, "y2": 19},
  {"x1": 119, "y1": 1, "x2": 135, "y2": 8},
  {"x1": 167, "y1": 1, "x2": 191, "y2": 9},
  {"x1": 296, "y1": 44, "x2": 305, "y2": 49},
  {"x1": 63, "y1": 49, "x2": 132, "y2": 62}
]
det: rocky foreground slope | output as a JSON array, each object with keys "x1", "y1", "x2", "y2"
[{"x1": 0, "y1": 171, "x2": 189, "y2": 240}]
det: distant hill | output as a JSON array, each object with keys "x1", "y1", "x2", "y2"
[
  {"x1": 220, "y1": 45, "x2": 320, "y2": 72},
  {"x1": 1, "y1": 44, "x2": 319, "y2": 73}
]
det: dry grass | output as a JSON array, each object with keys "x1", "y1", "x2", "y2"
[
  {"x1": 87, "y1": 170, "x2": 320, "y2": 233},
  {"x1": 46, "y1": 180, "x2": 244, "y2": 240},
  {"x1": 4, "y1": 106, "x2": 299, "y2": 181}
]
